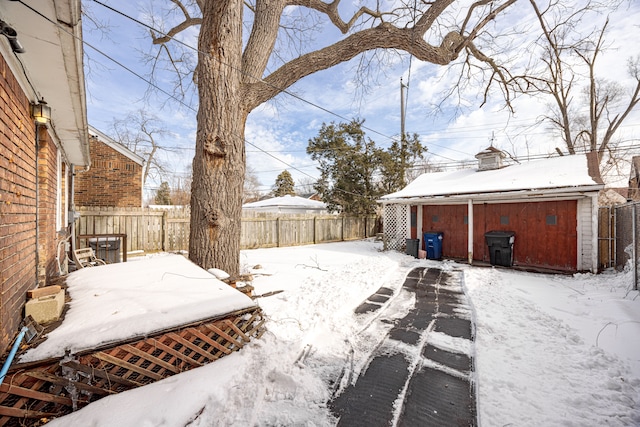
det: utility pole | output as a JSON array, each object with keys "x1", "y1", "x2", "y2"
[
  {"x1": 400, "y1": 78, "x2": 407, "y2": 187},
  {"x1": 400, "y1": 78, "x2": 406, "y2": 140}
]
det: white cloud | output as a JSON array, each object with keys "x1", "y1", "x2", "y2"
[{"x1": 85, "y1": 0, "x2": 640, "y2": 192}]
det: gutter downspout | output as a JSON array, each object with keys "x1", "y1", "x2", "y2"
[
  {"x1": 34, "y1": 124, "x2": 40, "y2": 287},
  {"x1": 633, "y1": 204, "x2": 637, "y2": 290},
  {"x1": 69, "y1": 164, "x2": 77, "y2": 255}
]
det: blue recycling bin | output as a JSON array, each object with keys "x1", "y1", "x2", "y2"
[{"x1": 423, "y1": 232, "x2": 444, "y2": 260}]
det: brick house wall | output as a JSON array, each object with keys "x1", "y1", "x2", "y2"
[
  {"x1": 0, "y1": 54, "x2": 38, "y2": 354},
  {"x1": 74, "y1": 137, "x2": 143, "y2": 208},
  {"x1": 0, "y1": 52, "x2": 73, "y2": 355},
  {"x1": 37, "y1": 125, "x2": 64, "y2": 285}
]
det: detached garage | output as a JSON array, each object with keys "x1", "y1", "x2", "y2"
[{"x1": 380, "y1": 149, "x2": 604, "y2": 272}]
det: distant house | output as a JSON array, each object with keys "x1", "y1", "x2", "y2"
[
  {"x1": 243, "y1": 195, "x2": 328, "y2": 214},
  {"x1": 298, "y1": 192, "x2": 322, "y2": 201},
  {"x1": 380, "y1": 149, "x2": 604, "y2": 272},
  {"x1": 628, "y1": 156, "x2": 640, "y2": 201},
  {"x1": 0, "y1": 0, "x2": 90, "y2": 354},
  {"x1": 74, "y1": 126, "x2": 145, "y2": 208}
]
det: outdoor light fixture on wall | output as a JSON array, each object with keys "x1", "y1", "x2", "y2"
[
  {"x1": 0, "y1": 20, "x2": 24, "y2": 53},
  {"x1": 32, "y1": 99, "x2": 51, "y2": 125}
]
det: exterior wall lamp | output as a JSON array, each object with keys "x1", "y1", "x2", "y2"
[{"x1": 31, "y1": 99, "x2": 51, "y2": 125}]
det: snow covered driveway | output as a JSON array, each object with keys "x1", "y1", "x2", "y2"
[{"x1": 330, "y1": 267, "x2": 476, "y2": 426}]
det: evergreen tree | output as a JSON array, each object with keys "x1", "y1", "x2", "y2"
[
  {"x1": 307, "y1": 119, "x2": 381, "y2": 215},
  {"x1": 273, "y1": 170, "x2": 296, "y2": 197},
  {"x1": 155, "y1": 181, "x2": 172, "y2": 205},
  {"x1": 308, "y1": 119, "x2": 426, "y2": 214}
]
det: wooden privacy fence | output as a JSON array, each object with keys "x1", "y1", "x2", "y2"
[
  {"x1": 240, "y1": 214, "x2": 378, "y2": 248},
  {"x1": 75, "y1": 207, "x2": 189, "y2": 254},
  {"x1": 75, "y1": 207, "x2": 379, "y2": 254}
]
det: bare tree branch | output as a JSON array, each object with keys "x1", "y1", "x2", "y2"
[
  {"x1": 288, "y1": 0, "x2": 390, "y2": 34},
  {"x1": 110, "y1": 110, "x2": 172, "y2": 187}
]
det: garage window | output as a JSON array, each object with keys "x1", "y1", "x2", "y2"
[
  {"x1": 500, "y1": 215, "x2": 509, "y2": 225},
  {"x1": 432, "y1": 215, "x2": 439, "y2": 222},
  {"x1": 546, "y1": 215, "x2": 557, "y2": 225}
]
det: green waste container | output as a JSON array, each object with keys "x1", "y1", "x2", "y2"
[
  {"x1": 405, "y1": 238, "x2": 419, "y2": 258},
  {"x1": 484, "y1": 231, "x2": 515, "y2": 267}
]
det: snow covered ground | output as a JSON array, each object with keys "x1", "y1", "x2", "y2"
[{"x1": 46, "y1": 239, "x2": 640, "y2": 426}]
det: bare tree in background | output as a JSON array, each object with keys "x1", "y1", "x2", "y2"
[
  {"x1": 142, "y1": 0, "x2": 522, "y2": 274},
  {"x1": 296, "y1": 177, "x2": 318, "y2": 197},
  {"x1": 514, "y1": 0, "x2": 640, "y2": 176},
  {"x1": 407, "y1": 156, "x2": 445, "y2": 181},
  {"x1": 111, "y1": 109, "x2": 173, "y2": 187},
  {"x1": 243, "y1": 166, "x2": 262, "y2": 204},
  {"x1": 170, "y1": 171, "x2": 192, "y2": 206}
]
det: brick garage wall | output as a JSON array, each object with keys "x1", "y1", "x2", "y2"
[
  {"x1": 74, "y1": 138, "x2": 142, "y2": 207},
  {"x1": 0, "y1": 54, "x2": 37, "y2": 355}
]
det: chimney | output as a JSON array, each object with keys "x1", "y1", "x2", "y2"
[{"x1": 475, "y1": 146, "x2": 505, "y2": 171}]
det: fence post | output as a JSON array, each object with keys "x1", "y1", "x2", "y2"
[
  {"x1": 276, "y1": 217, "x2": 281, "y2": 248},
  {"x1": 341, "y1": 216, "x2": 345, "y2": 241},
  {"x1": 313, "y1": 216, "x2": 317, "y2": 244},
  {"x1": 365, "y1": 216, "x2": 369, "y2": 238},
  {"x1": 634, "y1": 204, "x2": 638, "y2": 290},
  {"x1": 162, "y1": 210, "x2": 168, "y2": 252}
]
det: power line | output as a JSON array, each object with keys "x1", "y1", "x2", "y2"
[
  {"x1": 18, "y1": 1, "x2": 328, "y2": 188},
  {"x1": 90, "y1": 0, "x2": 411, "y2": 147},
  {"x1": 81, "y1": 1, "x2": 461, "y2": 190},
  {"x1": 23, "y1": 1, "x2": 640, "y2": 198}
]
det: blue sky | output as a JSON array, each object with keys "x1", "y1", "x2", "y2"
[{"x1": 82, "y1": 1, "x2": 640, "y2": 195}]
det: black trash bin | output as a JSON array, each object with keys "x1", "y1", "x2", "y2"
[
  {"x1": 89, "y1": 237, "x2": 121, "y2": 264},
  {"x1": 484, "y1": 231, "x2": 515, "y2": 267},
  {"x1": 423, "y1": 232, "x2": 444, "y2": 260},
  {"x1": 406, "y1": 238, "x2": 419, "y2": 258}
]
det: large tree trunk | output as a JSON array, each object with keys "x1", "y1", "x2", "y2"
[{"x1": 189, "y1": 0, "x2": 246, "y2": 275}]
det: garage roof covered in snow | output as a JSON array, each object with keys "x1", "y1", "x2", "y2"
[{"x1": 380, "y1": 153, "x2": 604, "y2": 203}]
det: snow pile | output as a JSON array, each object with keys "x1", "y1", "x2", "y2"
[
  {"x1": 465, "y1": 266, "x2": 640, "y2": 426},
  {"x1": 45, "y1": 241, "x2": 640, "y2": 426}
]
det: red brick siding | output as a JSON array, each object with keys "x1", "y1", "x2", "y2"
[
  {"x1": 0, "y1": 54, "x2": 37, "y2": 354},
  {"x1": 74, "y1": 138, "x2": 142, "y2": 207},
  {"x1": 37, "y1": 126, "x2": 60, "y2": 284}
]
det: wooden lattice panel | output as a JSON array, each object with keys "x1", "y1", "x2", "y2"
[
  {"x1": 0, "y1": 307, "x2": 265, "y2": 426},
  {"x1": 383, "y1": 204, "x2": 409, "y2": 251}
]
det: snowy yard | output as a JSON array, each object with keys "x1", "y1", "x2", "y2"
[{"x1": 46, "y1": 239, "x2": 640, "y2": 426}]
